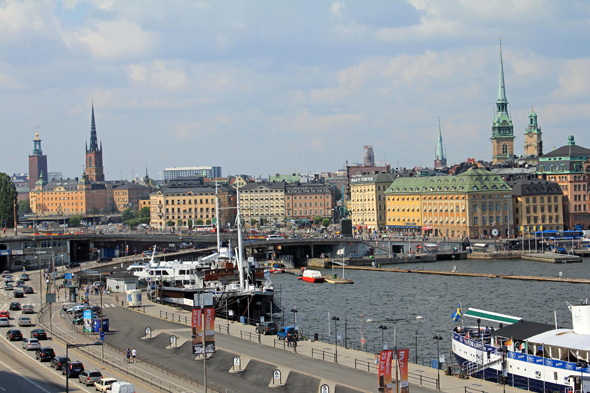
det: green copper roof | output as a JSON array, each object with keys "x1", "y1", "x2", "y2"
[{"x1": 385, "y1": 168, "x2": 511, "y2": 195}]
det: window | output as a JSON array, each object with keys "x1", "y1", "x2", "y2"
[
  {"x1": 482, "y1": 216, "x2": 487, "y2": 224},
  {"x1": 482, "y1": 204, "x2": 486, "y2": 212},
  {"x1": 473, "y1": 216, "x2": 478, "y2": 225}
]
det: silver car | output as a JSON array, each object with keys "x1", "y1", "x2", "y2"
[
  {"x1": 22, "y1": 305, "x2": 34, "y2": 314},
  {"x1": 78, "y1": 369, "x2": 102, "y2": 385},
  {"x1": 22, "y1": 337, "x2": 41, "y2": 350}
]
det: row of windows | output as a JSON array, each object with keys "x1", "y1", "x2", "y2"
[
  {"x1": 165, "y1": 214, "x2": 211, "y2": 219},
  {"x1": 472, "y1": 203, "x2": 507, "y2": 213},
  {"x1": 287, "y1": 209, "x2": 328, "y2": 216},
  {"x1": 524, "y1": 205, "x2": 559, "y2": 214},
  {"x1": 573, "y1": 205, "x2": 587, "y2": 212},
  {"x1": 524, "y1": 196, "x2": 560, "y2": 204},
  {"x1": 165, "y1": 199, "x2": 213, "y2": 205},
  {"x1": 525, "y1": 215, "x2": 560, "y2": 224},
  {"x1": 473, "y1": 216, "x2": 509, "y2": 225},
  {"x1": 167, "y1": 208, "x2": 211, "y2": 213}
]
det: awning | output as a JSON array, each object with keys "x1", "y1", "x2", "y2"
[
  {"x1": 463, "y1": 308, "x2": 522, "y2": 325},
  {"x1": 473, "y1": 243, "x2": 488, "y2": 248},
  {"x1": 422, "y1": 226, "x2": 433, "y2": 231}
]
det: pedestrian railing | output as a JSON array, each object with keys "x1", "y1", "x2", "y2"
[
  {"x1": 409, "y1": 371, "x2": 439, "y2": 390},
  {"x1": 311, "y1": 348, "x2": 337, "y2": 363},
  {"x1": 158, "y1": 310, "x2": 228, "y2": 333}
]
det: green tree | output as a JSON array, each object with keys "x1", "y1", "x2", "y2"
[
  {"x1": 187, "y1": 219, "x2": 193, "y2": 229},
  {"x1": 166, "y1": 220, "x2": 174, "y2": 227},
  {"x1": 139, "y1": 206, "x2": 150, "y2": 219},
  {"x1": 177, "y1": 219, "x2": 182, "y2": 227},
  {"x1": 250, "y1": 218, "x2": 257, "y2": 226},
  {"x1": 0, "y1": 173, "x2": 17, "y2": 228},
  {"x1": 196, "y1": 219, "x2": 204, "y2": 226},
  {"x1": 314, "y1": 216, "x2": 322, "y2": 225},
  {"x1": 69, "y1": 215, "x2": 82, "y2": 227},
  {"x1": 206, "y1": 219, "x2": 211, "y2": 225},
  {"x1": 333, "y1": 186, "x2": 342, "y2": 201},
  {"x1": 18, "y1": 199, "x2": 32, "y2": 214},
  {"x1": 322, "y1": 218, "x2": 330, "y2": 227},
  {"x1": 122, "y1": 208, "x2": 134, "y2": 222}
]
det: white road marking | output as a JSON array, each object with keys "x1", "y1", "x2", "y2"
[{"x1": 0, "y1": 358, "x2": 52, "y2": 393}]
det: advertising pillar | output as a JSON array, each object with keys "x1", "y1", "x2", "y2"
[{"x1": 378, "y1": 349, "x2": 394, "y2": 393}]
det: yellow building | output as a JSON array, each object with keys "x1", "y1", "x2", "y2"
[
  {"x1": 350, "y1": 173, "x2": 396, "y2": 230},
  {"x1": 240, "y1": 182, "x2": 286, "y2": 224}
]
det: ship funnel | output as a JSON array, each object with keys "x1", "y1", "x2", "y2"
[{"x1": 567, "y1": 301, "x2": 590, "y2": 334}]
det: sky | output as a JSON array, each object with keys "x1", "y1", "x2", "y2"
[{"x1": 3, "y1": 0, "x2": 590, "y2": 181}]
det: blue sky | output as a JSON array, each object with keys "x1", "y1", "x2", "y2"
[{"x1": 2, "y1": 0, "x2": 590, "y2": 180}]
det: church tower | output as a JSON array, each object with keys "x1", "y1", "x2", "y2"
[
  {"x1": 29, "y1": 132, "x2": 48, "y2": 191},
  {"x1": 434, "y1": 117, "x2": 447, "y2": 168},
  {"x1": 491, "y1": 42, "x2": 515, "y2": 164},
  {"x1": 524, "y1": 107, "x2": 542, "y2": 156},
  {"x1": 85, "y1": 103, "x2": 105, "y2": 181}
]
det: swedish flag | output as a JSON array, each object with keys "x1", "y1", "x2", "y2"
[{"x1": 452, "y1": 304, "x2": 462, "y2": 322}]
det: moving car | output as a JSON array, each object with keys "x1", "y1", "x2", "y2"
[
  {"x1": 5, "y1": 329, "x2": 21, "y2": 340},
  {"x1": 78, "y1": 369, "x2": 102, "y2": 385},
  {"x1": 0, "y1": 317, "x2": 9, "y2": 327},
  {"x1": 14, "y1": 290, "x2": 24, "y2": 298},
  {"x1": 63, "y1": 361, "x2": 84, "y2": 378},
  {"x1": 96, "y1": 257, "x2": 113, "y2": 263},
  {"x1": 30, "y1": 329, "x2": 47, "y2": 340},
  {"x1": 24, "y1": 286, "x2": 34, "y2": 294},
  {"x1": 110, "y1": 381, "x2": 135, "y2": 393},
  {"x1": 0, "y1": 310, "x2": 9, "y2": 318},
  {"x1": 18, "y1": 316, "x2": 32, "y2": 326},
  {"x1": 20, "y1": 273, "x2": 29, "y2": 281},
  {"x1": 35, "y1": 347, "x2": 55, "y2": 361},
  {"x1": 22, "y1": 338, "x2": 41, "y2": 350},
  {"x1": 22, "y1": 304, "x2": 34, "y2": 314},
  {"x1": 9, "y1": 302, "x2": 20, "y2": 310},
  {"x1": 66, "y1": 262, "x2": 80, "y2": 269},
  {"x1": 95, "y1": 377, "x2": 117, "y2": 392},
  {"x1": 50, "y1": 356, "x2": 70, "y2": 370},
  {"x1": 4, "y1": 274, "x2": 12, "y2": 282},
  {"x1": 2, "y1": 270, "x2": 10, "y2": 276},
  {"x1": 255, "y1": 322, "x2": 278, "y2": 335}
]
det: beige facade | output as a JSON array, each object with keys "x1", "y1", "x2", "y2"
[
  {"x1": 350, "y1": 173, "x2": 396, "y2": 230},
  {"x1": 285, "y1": 183, "x2": 333, "y2": 220},
  {"x1": 510, "y1": 180, "x2": 564, "y2": 235},
  {"x1": 113, "y1": 183, "x2": 151, "y2": 212},
  {"x1": 240, "y1": 182, "x2": 286, "y2": 224}
]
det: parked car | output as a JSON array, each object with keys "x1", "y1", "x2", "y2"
[
  {"x1": 14, "y1": 290, "x2": 24, "y2": 298},
  {"x1": 256, "y1": 322, "x2": 278, "y2": 335},
  {"x1": 63, "y1": 361, "x2": 84, "y2": 378},
  {"x1": 30, "y1": 329, "x2": 47, "y2": 340},
  {"x1": 277, "y1": 326, "x2": 299, "y2": 340},
  {"x1": 24, "y1": 286, "x2": 34, "y2": 294},
  {"x1": 66, "y1": 262, "x2": 80, "y2": 269},
  {"x1": 18, "y1": 316, "x2": 32, "y2": 326},
  {"x1": 96, "y1": 257, "x2": 113, "y2": 263},
  {"x1": 22, "y1": 337, "x2": 41, "y2": 350},
  {"x1": 62, "y1": 302, "x2": 81, "y2": 311},
  {"x1": 22, "y1": 304, "x2": 34, "y2": 314},
  {"x1": 5, "y1": 329, "x2": 22, "y2": 341},
  {"x1": 67, "y1": 305, "x2": 87, "y2": 314},
  {"x1": 78, "y1": 369, "x2": 103, "y2": 385},
  {"x1": 50, "y1": 356, "x2": 70, "y2": 370},
  {"x1": 9, "y1": 302, "x2": 20, "y2": 310},
  {"x1": 95, "y1": 378, "x2": 117, "y2": 392},
  {"x1": 35, "y1": 347, "x2": 55, "y2": 361}
]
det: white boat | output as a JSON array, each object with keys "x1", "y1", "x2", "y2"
[{"x1": 452, "y1": 302, "x2": 590, "y2": 393}]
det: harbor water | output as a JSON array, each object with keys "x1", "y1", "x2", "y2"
[{"x1": 269, "y1": 257, "x2": 590, "y2": 365}]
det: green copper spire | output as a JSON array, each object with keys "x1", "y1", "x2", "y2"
[{"x1": 497, "y1": 40, "x2": 507, "y2": 104}]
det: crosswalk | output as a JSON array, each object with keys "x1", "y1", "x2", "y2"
[{"x1": 0, "y1": 303, "x2": 118, "y2": 310}]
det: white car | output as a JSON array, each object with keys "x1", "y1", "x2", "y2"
[
  {"x1": 95, "y1": 377, "x2": 118, "y2": 391},
  {"x1": 18, "y1": 316, "x2": 32, "y2": 326},
  {"x1": 22, "y1": 338, "x2": 41, "y2": 350},
  {"x1": 0, "y1": 317, "x2": 9, "y2": 327},
  {"x1": 67, "y1": 305, "x2": 87, "y2": 314}
]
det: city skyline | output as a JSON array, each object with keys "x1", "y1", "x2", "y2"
[{"x1": 2, "y1": 1, "x2": 590, "y2": 179}]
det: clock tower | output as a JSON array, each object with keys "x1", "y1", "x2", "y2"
[
  {"x1": 524, "y1": 107, "x2": 542, "y2": 157},
  {"x1": 491, "y1": 42, "x2": 515, "y2": 164}
]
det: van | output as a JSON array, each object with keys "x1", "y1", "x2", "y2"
[
  {"x1": 277, "y1": 326, "x2": 298, "y2": 340},
  {"x1": 110, "y1": 381, "x2": 135, "y2": 393},
  {"x1": 266, "y1": 235, "x2": 284, "y2": 241}
]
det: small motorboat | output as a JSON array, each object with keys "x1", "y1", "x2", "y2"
[{"x1": 301, "y1": 270, "x2": 324, "y2": 283}]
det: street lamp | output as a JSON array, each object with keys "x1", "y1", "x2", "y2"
[
  {"x1": 291, "y1": 308, "x2": 298, "y2": 326},
  {"x1": 378, "y1": 325, "x2": 388, "y2": 350},
  {"x1": 65, "y1": 341, "x2": 103, "y2": 392},
  {"x1": 331, "y1": 316, "x2": 339, "y2": 363},
  {"x1": 433, "y1": 335, "x2": 443, "y2": 391},
  {"x1": 577, "y1": 361, "x2": 588, "y2": 393},
  {"x1": 500, "y1": 346, "x2": 509, "y2": 393}
]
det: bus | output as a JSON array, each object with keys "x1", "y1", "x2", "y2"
[{"x1": 533, "y1": 230, "x2": 583, "y2": 240}]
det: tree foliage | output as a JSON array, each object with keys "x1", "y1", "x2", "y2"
[
  {"x1": 187, "y1": 219, "x2": 193, "y2": 228},
  {"x1": 314, "y1": 216, "x2": 322, "y2": 225},
  {"x1": 69, "y1": 215, "x2": 82, "y2": 227},
  {"x1": 18, "y1": 199, "x2": 32, "y2": 214},
  {"x1": 0, "y1": 173, "x2": 17, "y2": 228},
  {"x1": 196, "y1": 219, "x2": 204, "y2": 226},
  {"x1": 166, "y1": 220, "x2": 174, "y2": 227},
  {"x1": 322, "y1": 218, "x2": 330, "y2": 227},
  {"x1": 122, "y1": 208, "x2": 135, "y2": 222},
  {"x1": 206, "y1": 219, "x2": 211, "y2": 225},
  {"x1": 139, "y1": 206, "x2": 150, "y2": 219}
]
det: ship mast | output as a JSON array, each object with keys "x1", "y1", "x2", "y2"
[
  {"x1": 215, "y1": 181, "x2": 220, "y2": 253},
  {"x1": 236, "y1": 185, "x2": 245, "y2": 291}
]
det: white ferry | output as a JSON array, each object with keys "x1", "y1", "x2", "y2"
[{"x1": 452, "y1": 303, "x2": 590, "y2": 393}]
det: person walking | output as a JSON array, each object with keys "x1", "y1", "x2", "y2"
[
  {"x1": 131, "y1": 348, "x2": 137, "y2": 363},
  {"x1": 125, "y1": 348, "x2": 131, "y2": 363}
]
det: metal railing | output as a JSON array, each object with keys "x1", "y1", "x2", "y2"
[
  {"x1": 311, "y1": 348, "x2": 337, "y2": 363},
  {"x1": 409, "y1": 371, "x2": 439, "y2": 390}
]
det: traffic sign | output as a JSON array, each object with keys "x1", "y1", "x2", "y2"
[
  {"x1": 169, "y1": 335, "x2": 177, "y2": 346},
  {"x1": 273, "y1": 369, "x2": 281, "y2": 384},
  {"x1": 321, "y1": 384, "x2": 330, "y2": 393},
  {"x1": 492, "y1": 229, "x2": 499, "y2": 236},
  {"x1": 145, "y1": 326, "x2": 152, "y2": 337},
  {"x1": 100, "y1": 332, "x2": 105, "y2": 341}
]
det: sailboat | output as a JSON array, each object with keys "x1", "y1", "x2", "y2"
[{"x1": 325, "y1": 248, "x2": 354, "y2": 284}]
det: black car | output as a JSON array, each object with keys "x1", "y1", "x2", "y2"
[
  {"x1": 35, "y1": 347, "x2": 55, "y2": 361},
  {"x1": 30, "y1": 329, "x2": 47, "y2": 340},
  {"x1": 50, "y1": 356, "x2": 70, "y2": 370},
  {"x1": 256, "y1": 322, "x2": 279, "y2": 335},
  {"x1": 8, "y1": 302, "x2": 20, "y2": 310},
  {"x1": 24, "y1": 286, "x2": 34, "y2": 294},
  {"x1": 6, "y1": 329, "x2": 22, "y2": 341},
  {"x1": 62, "y1": 361, "x2": 84, "y2": 377},
  {"x1": 96, "y1": 257, "x2": 112, "y2": 263},
  {"x1": 66, "y1": 262, "x2": 80, "y2": 269},
  {"x1": 14, "y1": 290, "x2": 24, "y2": 298}
]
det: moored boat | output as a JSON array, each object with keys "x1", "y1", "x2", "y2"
[
  {"x1": 324, "y1": 276, "x2": 354, "y2": 284},
  {"x1": 301, "y1": 270, "x2": 324, "y2": 283}
]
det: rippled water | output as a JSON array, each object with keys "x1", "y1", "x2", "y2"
[{"x1": 269, "y1": 258, "x2": 590, "y2": 364}]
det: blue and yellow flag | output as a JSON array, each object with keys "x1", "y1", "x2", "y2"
[{"x1": 452, "y1": 304, "x2": 462, "y2": 322}]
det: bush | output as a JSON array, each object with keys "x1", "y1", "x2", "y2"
[{"x1": 127, "y1": 217, "x2": 150, "y2": 228}]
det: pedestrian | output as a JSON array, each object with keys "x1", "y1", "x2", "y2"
[
  {"x1": 131, "y1": 347, "x2": 137, "y2": 363},
  {"x1": 125, "y1": 348, "x2": 131, "y2": 363},
  {"x1": 292, "y1": 331, "x2": 298, "y2": 350},
  {"x1": 286, "y1": 330, "x2": 292, "y2": 347}
]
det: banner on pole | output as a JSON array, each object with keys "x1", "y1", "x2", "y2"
[
  {"x1": 378, "y1": 350, "x2": 394, "y2": 393},
  {"x1": 192, "y1": 308, "x2": 203, "y2": 354},
  {"x1": 204, "y1": 306, "x2": 216, "y2": 353},
  {"x1": 397, "y1": 348, "x2": 410, "y2": 393}
]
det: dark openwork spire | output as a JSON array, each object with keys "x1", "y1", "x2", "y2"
[{"x1": 88, "y1": 102, "x2": 99, "y2": 152}]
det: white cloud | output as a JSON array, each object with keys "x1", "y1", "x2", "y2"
[
  {"x1": 330, "y1": 2, "x2": 345, "y2": 18},
  {"x1": 0, "y1": 69, "x2": 26, "y2": 89},
  {"x1": 61, "y1": 19, "x2": 156, "y2": 60},
  {"x1": 175, "y1": 115, "x2": 231, "y2": 141},
  {"x1": 0, "y1": 0, "x2": 46, "y2": 33},
  {"x1": 555, "y1": 59, "x2": 590, "y2": 99}
]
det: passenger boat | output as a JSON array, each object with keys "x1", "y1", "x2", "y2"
[
  {"x1": 452, "y1": 302, "x2": 590, "y2": 393},
  {"x1": 301, "y1": 270, "x2": 324, "y2": 283}
]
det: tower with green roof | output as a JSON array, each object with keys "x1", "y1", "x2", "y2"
[
  {"x1": 524, "y1": 107, "x2": 543, "y2": 156},
  {"x1": 491, "y1": 42, "x2": 515, "y2": 164}
]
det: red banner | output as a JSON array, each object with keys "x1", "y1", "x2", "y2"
[
  {"x1": 204, "y1": 306, "x2": 216, "y2": 353},
  {"x1": 378, "y1": 350, "x2": 394, "y2": 393},
  {"x1": 192, "y1": 308, "x2": 203, "y2": 354},
  {"x1": 397, "y1": 349, "x2": 410, "y2": 393}
]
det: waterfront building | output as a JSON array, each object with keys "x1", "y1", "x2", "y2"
[
  {"x1": 434, "y1": 118, "x2": 447, "y2": 169},
  {"x1": 524, "y1": 108, "x2": 543, "y2": 157},
  {"x1": 507, "y1": 179, "x2": 564, "y2": 235},
  {"x1": 538, "y1": 135, "x2": 590, "y2": 230},
  {"x1": 163, "y1": 166, "x2": 222, "y2": 181},
  {"x1": 85, "y1": 104, "x2": 105, "y2": 182},
  {"x1": 28, "y1": 133, "x2": 48, "y2": 191},
  {"x1": 350, "y1": 173, "x2": 396, "y2": 231},
  {"x1": 491, "y1": 45, "x2": 515, "y2": 164},
  {"x1": 385, "y1": 168, "x2": 512, "y2": 238},
  {"x1": 285, "y1": 182, "x2": 333, "y2": 221},
  {"x1": 113, "y1": 182, "x2": 152, "y2": 212},
  {"x1": 149, "y1": 185, "x2": 235, "y2": 230},
  {"x1": 240, "y1": 182, "x2": 286, "y2": 225}
]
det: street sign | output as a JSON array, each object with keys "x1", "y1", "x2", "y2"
[
  {"x1": 273, "y1": 369, "x2": 281, "y2": 384},
  {"x1": 233, "y1": 356, "x2": 240, "y2": 366},
  {"x1": 169, "y1": 335, "x2": 177, "y2": 346},
  {"x1": 65, "y1": 273, "x2": 72, "y2": 280},
  {"x1": 145, "y1": 326, "x2": 152, "y2": 337},
  {"x1": 46, "y1": 293, "x2": 56, "y2": 304},
  {"x1": 321, "y1": 384, "x2": 330, "y2": 393},
  {"x1": 383, "y1": 342, "x2": 388, "y2": 350},
  {"x1": 100, "y1": 332, "x2": 105, "y2": 341},
  {"x1": 492, "y1": 229, "x2": 499, "y2": 236}
]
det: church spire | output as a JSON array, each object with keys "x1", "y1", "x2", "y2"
[
  {"x1": 434, "y1": 117, "x2": 447, "y2": 168},
  {"x1": 497, "y1": 39, "x2": 507, "y2": 104},
  {"x1": 88, "y1": 102, "x2": 99, "y2": 152},
  {"x1": 491, "y1": 39, "x2": 515, "y2": 164}
]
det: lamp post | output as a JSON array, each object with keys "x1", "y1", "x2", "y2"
[
  {"x1": 331, "y1": 316, "x2": 339, "y2": 363},
  {"x1": 433, "y1": 335, "x2": 443, "y2": 391},
  {"x1": 366, "y1": 315, "x2": 424, "y2": 393},
  {"x1": 291, "y1": 307, "x2": 298, "y2": 326},
  {"x1": 65, "y1": 341, "x2": 103, "y2": 392},
  {"x1": 501, "y1": 346, "x2": 509, "y2": 393},
  {"x1": 414, "y1": 330, "x2": 419, "y2": 364},
  {"x1": 378, "y1": 325, "x2": 388, "y2": 350},
  {"x1": 577, "y1": 361, "x2": 588, "y2": 393}
]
